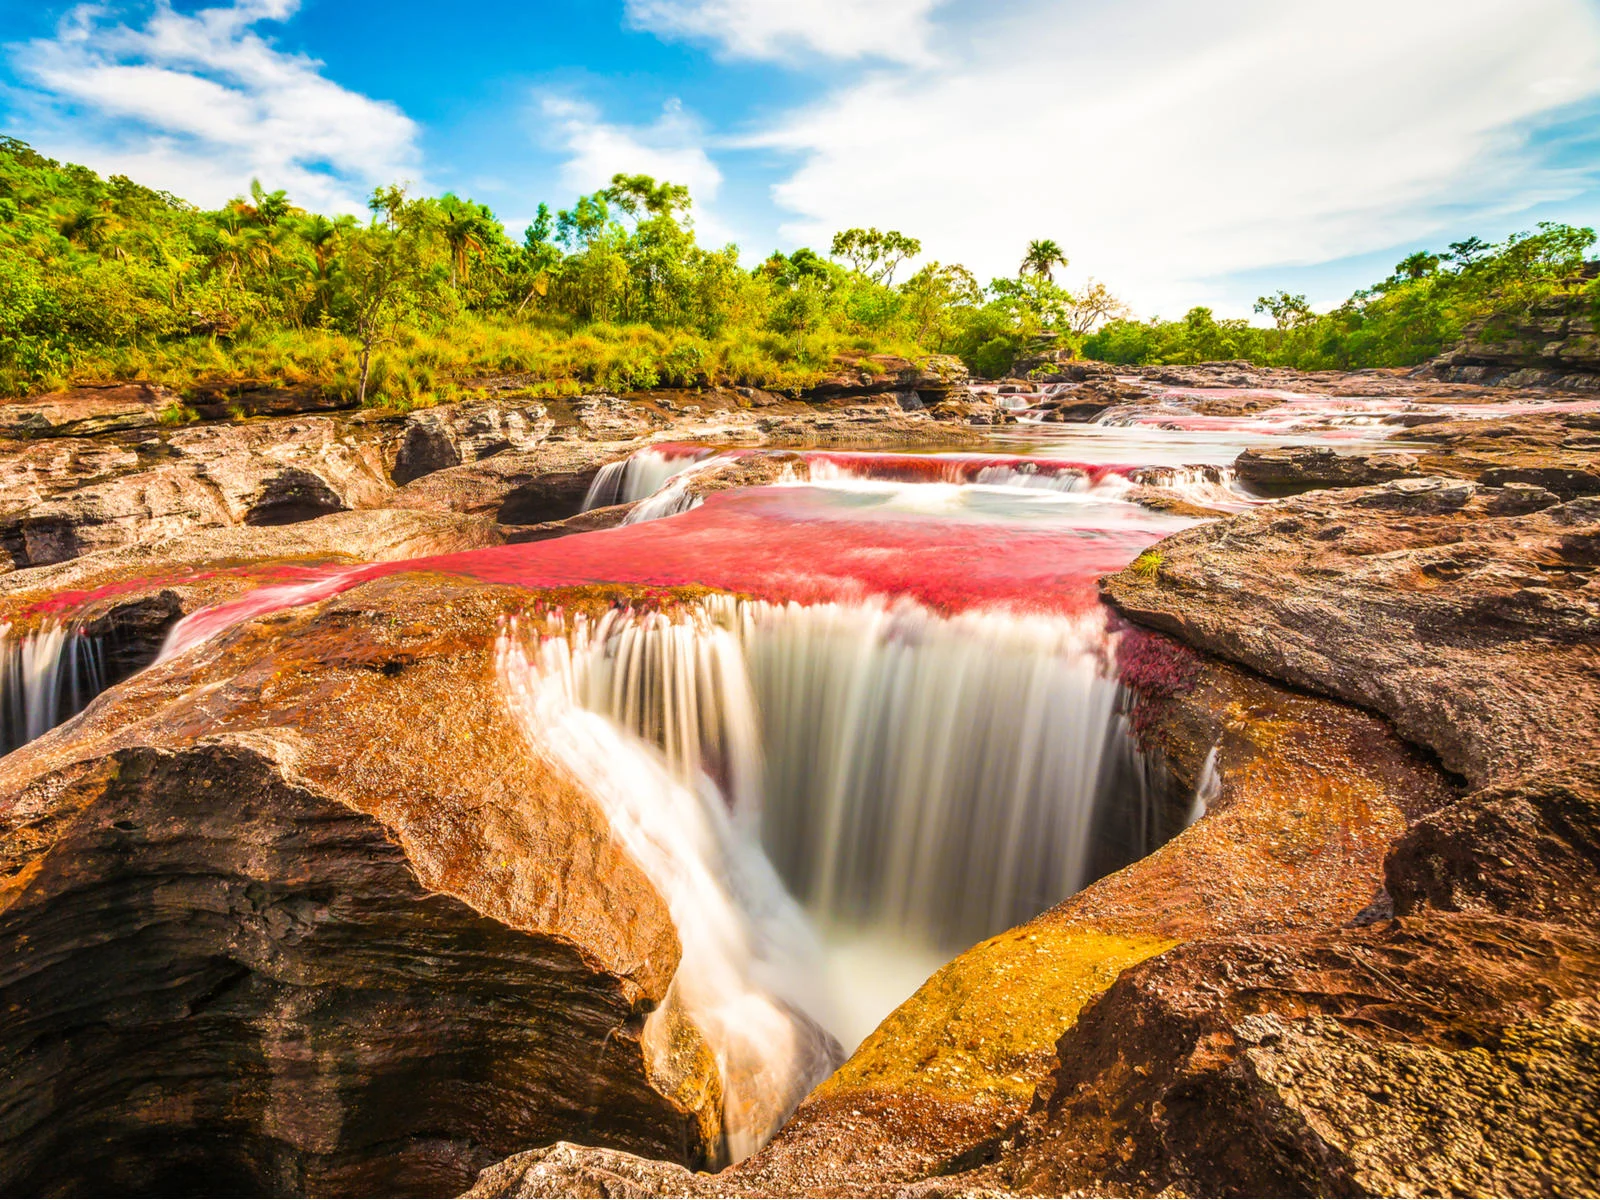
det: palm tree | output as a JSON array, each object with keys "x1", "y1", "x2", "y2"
[
  {"x1": 1020, "y1": 239, "x2": 1069, "y2": 282},
  {"x1": 56, "y1": 202, "x2": 114, "y2": 250},
  {"x1": 438, "y1": 194, "x2": 492, "y2": 288}
]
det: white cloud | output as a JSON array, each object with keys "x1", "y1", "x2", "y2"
[
  {"x1": 537, "y1": 94, "x2": 743, "y2": 245},
  {"x1": 8, "y1": 0, "x2": 421, "y2": 213},
  {"x1": 753, "y1": 0, "x2": 1600, "y2": 315},
  {"x1": 624, "y1": 0, "x2": 946, "y2": 65}
]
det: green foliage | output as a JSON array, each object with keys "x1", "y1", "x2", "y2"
[
  {"x1": 1086, "y1": 222, "x2": 1598, "y2": 369},
  {"x1": 10, "y1": 135, "x2": 1580, "y2": 399},
  {"x1": 1130, "y1": 550, "x2": 1164, "y2": 579}
]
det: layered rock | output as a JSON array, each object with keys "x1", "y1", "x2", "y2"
[
  {"x1": 0, "y1": 368, "x2": 984, "y2": 575},
  {"x1": 1236, "y1": 410, "x2": 1600, "y2": 498},
  {"x1": 1423, "y1": 288, "x2": 1600, "y2": 390},
  {"x1": 0, "y1": 579, "x2": 725, "y2": 1196}
]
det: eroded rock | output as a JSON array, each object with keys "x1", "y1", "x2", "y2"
[
  {"x1": 1101, "y1": 479, "x2": 1600, "y2": 787},
  {"x1": 0, "y1": 579, "x2": 723, "y2": 1196}
]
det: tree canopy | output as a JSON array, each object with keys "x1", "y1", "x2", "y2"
[{"x1": 1, "y1": 136, "x2": 1589, "y2": 401}]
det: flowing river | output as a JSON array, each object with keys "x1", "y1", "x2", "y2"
[{"x1": 7, "y1": 377, "x2": 1591, "y2": 1159}]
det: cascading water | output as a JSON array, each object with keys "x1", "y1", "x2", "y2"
[
  {"x1": 498, "y1": 622, "x2": 841, "y2": 1165},
  {"x1": 510, "y1": 595, "x2": 1173, "y2": 1051},
  {"x1": 0, "y1": 622, "x2": 106, "y2": 756},
  {"x1": 582, "y1": 447, "x2": 713, "y2": 511},
  {"x1": 1132, "y1": 465, "x2": 1260, "y2": 511}
]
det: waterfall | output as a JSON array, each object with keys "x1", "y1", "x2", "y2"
[
  {"x1": 498, "y1": 623, "x2": 841, "y2": 1165},
  {"x1": 0, "y1": 622, "x2": 106, "y2": 756},
  {"x1": 582, "y1": 447, "x2": 713, "y2": 511},
  {"x1": 1132, "y1": 465, "x2": 1260, "y2": 510},
  {"x1": 742, "y1": 600, "x2": 1130, "y2": 945},
  {"x1": 526, "y1": 597, "x2": 1157, "y2": 951}
]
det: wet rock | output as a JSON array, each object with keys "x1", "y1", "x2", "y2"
[
  {"x1": 0, "y1": 580, "x2": 722, "y2": 1196},
  {"x1": 0, "y1": 508, "x2": 507, "y2": 640}
]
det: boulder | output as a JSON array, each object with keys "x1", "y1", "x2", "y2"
[
  {"x1": 0, "y1": 578, "x2": 723, "y2": 1196},
  {"x1": 1234, "y1": 446, "x2": 1422, "y2": 491}
]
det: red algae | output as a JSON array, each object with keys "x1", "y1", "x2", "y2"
[
  {"x1": 162, "y1": 485, "x2": 1181, "y2": 657},
  {"x1": 21, "y1": 561, "x2": 348, "y2": 622}
]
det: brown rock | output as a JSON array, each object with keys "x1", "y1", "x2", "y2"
[
  {"x1": 989, "y1": 914, "x2": 1600, "y2": 1198},
  {"x1": 1386, "y1": 764, "x2": 1600, "y2": 924},
  {"x1": 0, "y1": 383, "x2": 172, "y2": 438},
  {"x1": 1234, "y1": 445, "x2": 1422, "y2": 491},
  {"x1": 1101, "y1": 479, "x2": 1600, "y2": 788},
  {"x1": 0, "y1": 578, "x2": 723, "y2": 1196}
]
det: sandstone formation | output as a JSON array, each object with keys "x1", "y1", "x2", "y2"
[
  {"x1": 0, "y1": 579, "x2": 726, "y2": 1196},
  {"x1": 0, "y1": 359, "x2": 980, "y2": 575},
  {"x1": 1101, "y1": 479, "x2": 1599, "y2": 786},
  {"x1": 1421, "y1": 283, "x2": 1600, "y2": 390}
]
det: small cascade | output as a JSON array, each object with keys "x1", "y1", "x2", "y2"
[
  {"x1": 0, "y1": 622, "x2": 106, "y2": 756},
  {"x1": 498, "y1": 624, "x2": 841, "y2": 1164},
  {"x1": 581, "y1": 446, "x2": 714, "y2": 511},
  {"x1": 620, "y1": 475, "x2": 705, "y2": 524},
  {"x1": 1187, "y1": 744, "x2": 1222, "y2": 826},
  {"x1": 1133, "y1": 464, "x2": 1260, "y2": 510}
]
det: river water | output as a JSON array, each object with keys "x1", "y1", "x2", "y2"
[{"x1": 12, "y1": 378, "x2": 1593, "y2": 1161}]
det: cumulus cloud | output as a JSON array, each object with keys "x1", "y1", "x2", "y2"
[
  {"x1": 7, "y1": 0, "x2": 421, "y2": 213},
  {"x1": 624, "y1": 0, "x2": 947, "y2": 65},
  {"x1": 537, "y1": 94, "x2": 744, "y2": 245},
  {"x1": 752, "y1": 0, "x2": 1600, "y2": 314}
]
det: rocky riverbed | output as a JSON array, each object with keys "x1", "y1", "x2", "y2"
[{"x1": 0, "y1": 357, "x2": 1596, "y2": 1197}]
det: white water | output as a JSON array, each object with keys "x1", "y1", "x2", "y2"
[
  {"x1": 498, "y1": 623, "x2": 840, "y2": 1164},
  {"x1": 1133, "y1": 465, "x2": 1261, "y2": 511},
  {"x1": 0, "y1": 621, "x2": 106, "y2": 755},
  {"x1": 582, "y1": 447, "x2": 713, "y2": 511},
  {"x1": 1187, "y1": 744, "x2": 1222, "y2": 826},
  {"x1": 511, "y1": 596, "x2": 1161, "y2": 1052}
]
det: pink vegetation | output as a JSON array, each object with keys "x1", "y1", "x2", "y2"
[{"x1": 155, "y1": 483, "x2": 1177, "y2": 654}]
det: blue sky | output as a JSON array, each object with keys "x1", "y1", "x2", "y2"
[{"x1": 3, "y1": 0, "x2": 1600, "y2": 317}]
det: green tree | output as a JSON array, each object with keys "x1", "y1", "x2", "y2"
[
  {"x1": 1020, "y1": 239, "x2": 1068, "y2": 282},
  {"x1": 830, "y1": 227, "x2": 922, "y2": 284},
  {"x1": 337, "y1": 192, "x2": 443, "y2": 405}
]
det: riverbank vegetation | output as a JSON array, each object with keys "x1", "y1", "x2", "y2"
[
  {"x1": 2, "y1": 137, "x2": 1594, "y2": 400},
  {"x1": 0, "y1": 139, "x2": 1091, "y2": 403},
  {"x1": 1085, "y1": 223, "x2": 1598, "y2": 369}
]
